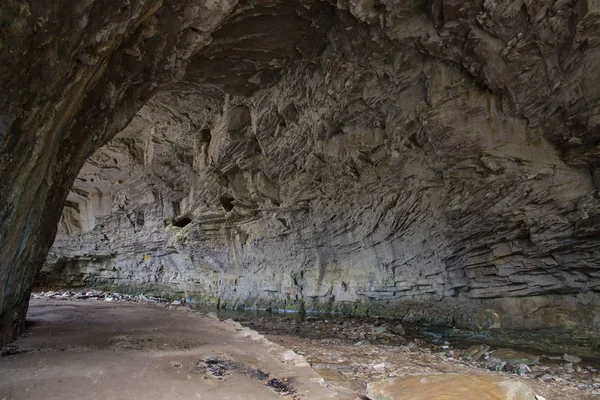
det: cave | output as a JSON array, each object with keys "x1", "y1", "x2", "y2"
[
  {"x1": 172, "y1": 215, "x2": 193, "y2": 228},
  {"x1": 1, "y1": 0, "x2": 600, "y2": 399},
  {"x1": 219, "y1": 194, "x2": 235, "y2": 212}
]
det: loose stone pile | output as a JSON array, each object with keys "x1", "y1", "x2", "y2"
[{"x1": 31, "y1": 290, "x2": 168, "y2": 304}]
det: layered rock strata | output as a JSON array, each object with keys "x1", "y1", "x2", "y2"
[
  {"x1": 2, "y1": 0, "x2": 600, "y2": 345},
  {"x1": 0, "y1": 0, "x2": 240, "y2": 345},
  {"x1": 41, "y1": 0, "x2": 600, "y2": 340}
]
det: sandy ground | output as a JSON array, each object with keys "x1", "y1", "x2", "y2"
[{"x1": 0, "y1": 300, "x2": 341, "y2": 400}]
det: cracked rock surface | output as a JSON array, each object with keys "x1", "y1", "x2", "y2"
[{"x1": 2, "y1": 1, "x2": 600, "y2": 345}]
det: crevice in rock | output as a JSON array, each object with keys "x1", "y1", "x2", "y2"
[
  {"x1": 172, "y1": 215, "x2": 193, "y2": 228},
  {"x1": 220, "y1": 195, "x2": 235, "y2": 212}
]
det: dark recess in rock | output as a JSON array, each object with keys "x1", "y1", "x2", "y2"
[
  {"x1": 220, "y1": 195, "x2": 235, "y2": 212},
  {"x1": 172, "y1": 216, "x2": 193, "y2": 228}
]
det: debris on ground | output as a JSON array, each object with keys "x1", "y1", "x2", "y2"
[
  {"x1": 0, "y1": 345, "x2": 26, "y2": 357},
  {"x1": 200, "y1": 356, "x2": 297, "y2": 397},
  {"x1": 31, "y1": 289, "x2": 169, "y2": 304},
  {"x1": 220, "y1": 312, "x2": 600, "y2": 399}
]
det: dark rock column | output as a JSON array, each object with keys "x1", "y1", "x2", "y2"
[{"x1": 0, "y1": 0, "x2": 236, "y2": 345}]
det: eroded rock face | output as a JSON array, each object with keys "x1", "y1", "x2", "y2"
[
  {"x1": 0, "y1": 0, "x2": 241, "y2": 345},
  {"x1": 3, "y1": 1, "x2": 600, "y2": 344}
]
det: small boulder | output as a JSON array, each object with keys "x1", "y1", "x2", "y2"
[
  {"x1": 373, "y1": 325, "x2": 388, "y2": 334},
  {"x1": 373, "y1": 362, "x2": 386, "y2": 370},
  {"x1": 391, "y1": 323, "x2": 405, "y2": 336},
  {"x1": 490, "y1": 349, "x2": 539, "y2": 366},
  {"x1": 563, "y1": 353, "x2": 582, "y2": 363},
  {"x1": 462, "y1": 344, "x2": 490, "y2": 361}
]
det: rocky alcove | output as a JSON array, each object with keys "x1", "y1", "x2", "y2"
[{"x1": 1, "y1": 1, "x2": 600, "y2": 397}]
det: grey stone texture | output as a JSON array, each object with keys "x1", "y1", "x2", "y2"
[{"x1": 2, "y1": 0, "x2": 600, "y2": 344}]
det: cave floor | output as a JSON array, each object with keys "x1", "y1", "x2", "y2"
[
  {"x1": 0, "y1": 300, "x2": 341, "y2": 400},
  {"x1": 221, "y1": 309, "x2": 600, "y2": 400},
  {"x1": 262, "y1": 333, "x2": 599, "y2": 400},
  {"x1": 1, "y1": 299, "x2": 599, "y2": 400}
]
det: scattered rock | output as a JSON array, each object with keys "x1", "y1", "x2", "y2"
[
  {"x1": 564, "y1": 362, "x2": 574, "y2": 372},
  {"x1": 390, "y1": 324, "x2": 405, "y2": 336},
  {"x1": 266, "y1": 377, "x2": 295, "y2": 395},
  {"x1": 490, "y1": 349, "x2": 539, "y2": 366},
  {"x1": 563, "y1": 354, "x2": 582, "y2": 363},
  {"x1": 200, "y1": 356, "x2": 296, "y2": 396},
  {"x1": 0, "y1": 345, "x2": 23, "y2": 357},
  {"x1": 32, "y1": 290, "x2": 168, "y2": 304},
  {"x1": 373, "y1": 326, "x2": 388, "y2": 334},
  {"x1": 367, "y1": 374, "x2": 538, "y2": 400},
  {"x1": 406, "y1": 342, "x2": 419, "y2": 352},
  {"x1": 462, "y1": 344, "x2": 490, "y2": 361},
  {"x1": 505, "y1": 363, "x2": 532, "y2": 376}
]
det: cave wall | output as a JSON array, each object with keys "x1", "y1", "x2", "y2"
[
  {"x1": 0, "y1": 0, "x2": 245, "y2": 346},
  {"x1": 40, "y1": 0, "x2": 600, "y2": 339}
]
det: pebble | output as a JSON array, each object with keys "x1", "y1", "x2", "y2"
[
  {"x1": 564, "y1": 362, "x2": 574, "y2": 372},
  {"x1": 390, "y1": 323, "x2": 405, "y2": 336},
  {"x1": 373, "y1": 362, "x2": 386, "y2": 370},
  {"x1": 406, "y1": 342, "x2": 419, "y2": 351},
  {"x1": 373, "y1": 326, "x2": 387, "y2": 334}
]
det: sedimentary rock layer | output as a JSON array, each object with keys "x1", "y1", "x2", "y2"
[
  {"x1": 0, "y1": 0, "x2": 241, "y2": 345},
  {"x1": 37, "y1": 0, "x2": 600, "y2": 342}
]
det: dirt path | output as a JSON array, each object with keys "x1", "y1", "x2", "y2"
[{"x1": 0, "y1": 300, "x2": 342, "y2": 400}]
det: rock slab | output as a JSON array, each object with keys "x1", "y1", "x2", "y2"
[{"x1": 367, "y1": 374, "x2": 537, "y2": 400}]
